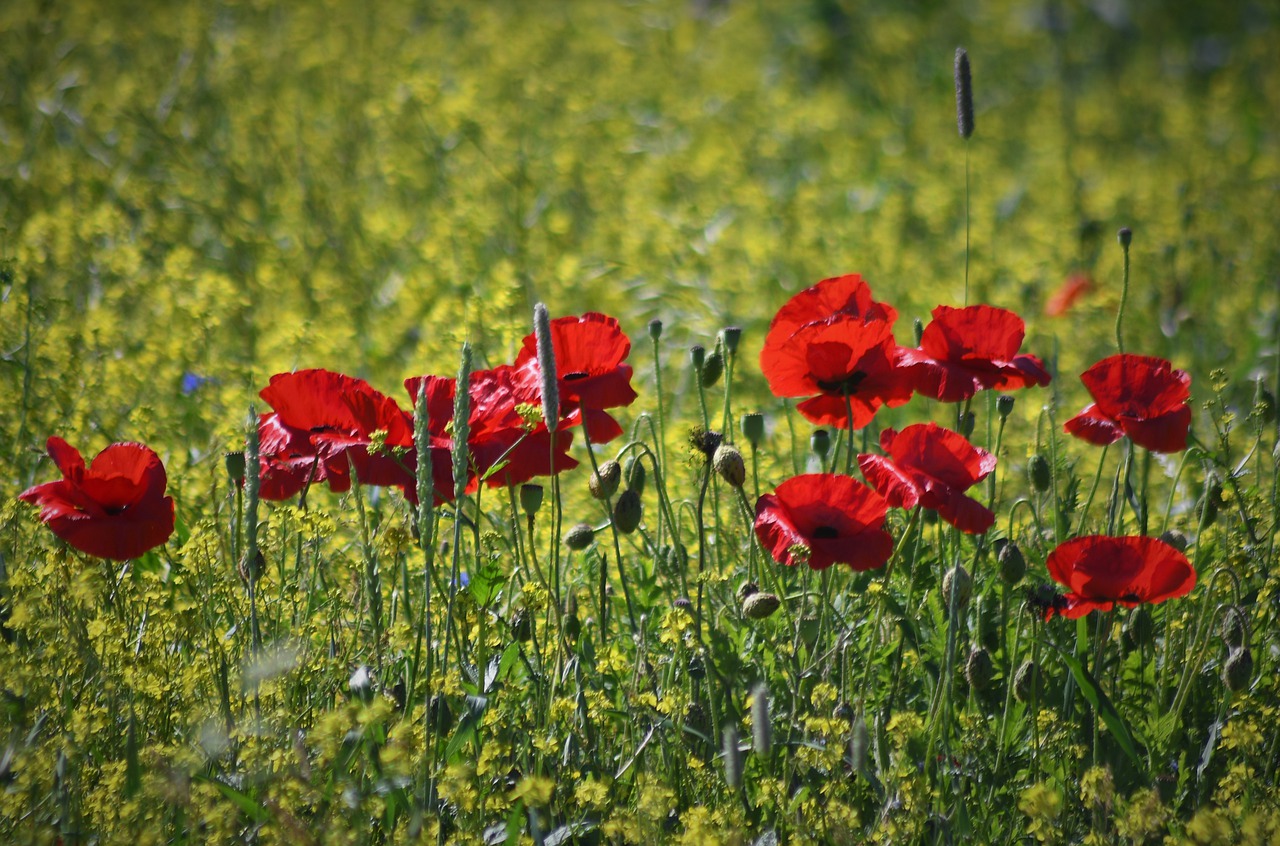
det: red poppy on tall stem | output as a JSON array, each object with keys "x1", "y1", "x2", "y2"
[
  {"x1": 259, "y1": 369, "x2": 420, "y2": 493},
  {"x1": 19, "y1": 436, "x2": 176, "y2": 560},
  {"x1": 513, "y1": 312, "x2": 638, "y2": 443},
  {"x1": 754, "y1": 474, "x2": 894, "y2": 571},
  {"x1": 1044, "y1": 535, "x2": 1196, "y2": 619},
  {"x1": 1063, "y1": 354, "x2": 1191, "y2": 453},
  {"x1": 857, "y1": 423, "x2": 997, "y2": 534},
  {"x1": 900, "y1": 304, "x2": 1051, "y2": 402},
  {"x1": 761, "y1": 316, "x2": 914, "y2": 429}
]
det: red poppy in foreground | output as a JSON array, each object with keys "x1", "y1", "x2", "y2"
[
  {"x1": 1044, "y1": 535, "x2": 1196, "y2": 619},
  {"x1": 19, "y1": 436, "x2": 176, "y2": 560},
  {"x1": 1063, "y1": 354, "x2": 1191, "y2": 453},
  {"x1": 761, "y1": 316, "x2": 914, "y2": 429},
  {"x1": 513, "y1": 312, "x2": 638, "y2": 443},
  {"x1": 857, "y1": 423, "x2": 997, "y2": 534},
  {"x1": 900, "y1": 305, "x2": 1051, "y2": 402},
  {"x1": 754, "y1": 474, "x2": 893, "y2": 571}
]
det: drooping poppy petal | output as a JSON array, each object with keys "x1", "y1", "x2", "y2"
[
  {"x1": 857, "y1": 423, "x2": 996, "y2": 534},
  {"x1": 1065, "y1": 355, "x2": 1191, "y2": 453},
  {"x1": 764, "y1": 273, "x2": 899, "y2": 348},
  {"x1": 753, "y1": 474, "x2": 893, "y2": 571},
  {"x1": 1044, "y1": 535, "x2": 1196, "y2": 619},
  {"x1": 19, "y1": 437, "x2": 175, "y2": 560}
]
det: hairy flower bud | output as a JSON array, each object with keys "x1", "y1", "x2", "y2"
[
  {"x1": 965, "y1": 647, "x2": 994, "y2": 692},
  {"x1": 564, "y1": 522, "x2": 595, "y2": 550},
  {"x1": 589, "y1": 460, "x2": 622, "y2": 500},
  {"x1": 623, "y1": 456, "x2": 646, "y2": 496},
  {"x1": 612, "y1": 489, "x2": 643, "y2": 534},
  {"x1": 713, "y1": 443, "x2": 746, "y2": 488},
  {"x1": 1028, "y1": 454, "x2": 1052, "y2": 493},
  {"x1": 742, "y1": 591, "x2": 781, "y2": 620},
  {"x1": 1224, "y1": 646, "x2": 1253, "y2": 692},
  {"x1": 943, "y1": 565, "x2": 972, "y2": 612},
  {"x1": 702, "y1": 349, "x2": 724, "y2": 388},
  {"x1": 1014, "y1": 660, "x2": 1041, "y2": 704},
  {"x1": 997, "y1": 540, "x2": 1026, "y2": 584}
]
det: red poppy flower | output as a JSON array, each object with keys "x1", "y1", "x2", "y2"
[
  {"x1": 256, "y1": 413, "x2": 328, "y2": 501},
  {"x1": 764, "y1": 273, "x2": 899, "y2": 343},
  {"x1": 1044, "y1": 272, "x2": 1094, "y2": 318},
  {"x1": 1063, "y1": 354, "x2": 1191, "y2": 453},
  {"x1": 405, "y1": 366, "x2": 577, "y2": 494},
  {"x1": 761, "y1": 316, "x2": 914, "y2": 429},
  {"x1": 754, "y1": 474, "x2": 893, "y2": 571},
  {"x1": 260, "y1": 369, "x2": 409, "y2": 485},
  {"x1": 900, "y1": 305, "x2": 1051, "y2": 402},
  {"x1": 857, "y1": 423, "x2": 997, "y2": 534},
  {"x1": 1044, "y1": 535, "x2": 1196, "y2": 619},
  {"x1": 513, "y1": 312, "x2": 637, "y2": 443},
  {"x1": 19, "y1": 436, "x2": 176, "y2": 560}
]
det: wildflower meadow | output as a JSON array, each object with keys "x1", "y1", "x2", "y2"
[{"x1": 4, "y1": 1, "x2": 1280, "y2": 844}]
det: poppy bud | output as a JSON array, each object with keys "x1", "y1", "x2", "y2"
[
  {"x1": 225, "y1": 451, "x2": 246, "y2": 484},
  {"x1": 997, "y1": 541, "x2": 1026, "y2": 584},
  {"x1": 1224, "y1": 646, "x2": 1253, "y2": 692},
  {"x1": 965, "y1": 647, "x2": 994, "y2": 692},
  {"x1": 612, "y1": 489, "x2": 643, "y2": 534},
  {"x1": 722, "y1": 725, "x2": 742, "y2": 788},
  {"x1": 737, "y1": 581, "x2": 759, "y2": 602},
  {"x1": 742, "y1": 591, "x2": 781, "y2": 620},
  {"x1": 1013, "y1": 660, "x2": 1041, "y2": 704},
  {"x1": 589, "y1": 460, "x2": 622, "y2": 500},
  {"x1": 564, "y1": 595, "x2": 581, "y2": 641},
  {"x1": 810, "y1": 429, "x2": 831, "y2": 461},
  {"x1": 687, "y1": 653, "x2": 706, "y2": 680},
  {"x1": 648, "y1": 318, "x2": 663, "y2": 340},
  {"x1": 750, "y1": 682, "x2": 772, "y2": 756},
  {"x1": 1117, "y1": 227, "x2": 1132, "y2": 249},
  {"x1": 701, "y1": 349, "x2": 724, "y2": 388},
  {"x1": 914, "y1": 318, "x2": 925, "y2": 346},
  {"x1": 564, "y1": 522, "x2": 595, "y2": 550},
  {"x1": 741, "y1": 413, "x2": 765, "y2": 449},
  {"x1": 1158, "y1": 529, "x2": 1188, "y2": 552},
  {"x1": 623, "y1": 456, "x2": 646, "y2": 495},
  {"x1": 713, "y1": 443, "x2": 746, "y2": 488},
  {"x1": 943, "y1": 565, "x2": 972, "y2": 612},
  {"x1": 1201, "y1": 480, "x2": 1224, "y2": 527},
  {"x1": 1123, "y1": 606, "x2": 1155, "y2": 650},
  {"x1": 997, "y1": 395, "x2": 1016, "y2": 420},
  {"x1": 959, "y1": 411, "x2": 976, "y2": 439},
  {"x1": 519, "y1": 483, "x2": 543, "y2": 516},
  {"x1": 1028, "y1": 454, "x2": 1052, "y2": 492},
  {"x1": 1220, "y1": 606, "x2": 1248, "y2": 649},
  {"x1": 721, "y1": 326, "x2": 742, "y2": 355},
  {"x1": 833, "y1": 702, "x2": 855, "y2": 722}
]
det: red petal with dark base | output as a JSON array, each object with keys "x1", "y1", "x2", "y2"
[
  {"x1": 1065, "y1": 355, "x2": 1191, "y2": 453},
  {"x1": 753, "y1": 474, "x2": 893, "y2": 571},
  {"x1": 1045, "y1": 535, "x2": 1196, "y2": 620}
]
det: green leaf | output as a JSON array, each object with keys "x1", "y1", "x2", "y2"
[
  {"x1": 1047, "y1": 642, "x2": 1142, "y2": 769},
  {"x1": 193, "y1": 773, "x2": 271, "y2": 825}
]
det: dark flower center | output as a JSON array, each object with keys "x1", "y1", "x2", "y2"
[
  {"x1": 815, "y1": 371, "x2": 867, "y2": 394},
  {"x1": 563, "y1": 371, "x2": 590, "y2": 381},
  {"x1": 812, "y1": 525, "x2": 839, "y2": 539}
]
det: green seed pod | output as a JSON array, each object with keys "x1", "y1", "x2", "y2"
[
  {"x1": 1117, "y1": 227, "x2": 1133, "y2": 249},
  {"x1": 997, "y1": 395, "x2": 1016, "y2": 420},
  {"x1": 741, "y1": 413, "x2": 765, "y2": 449},
  {"x1": 519, "y1": 483, "x2": 544, "y2": 516},
  {"x1": 713, "y1": 443, "x2": 746, "y2": 488},
  {"x1": 612, "y1": 489, "x2": 643, "y2": 534},
  {"x1": 623, "y1": 456, "x2": 646, "y2": 496},
  {"x1": 1013, "y1": 660, "x2": 1041, "y2": 704},
  {"x1": 648, "y1": 318, "x2": 663, "y2": 340},
  {"x1": 913, "y1": 318, "x2": 924, "y2": 346},
  {"x1": 1224, "y1": 647, "x2": 1253, "y2": 692},
  {"x1": 959, "y1": 411, "x2": 976, "y2": 439},
  {"x1": 589, "y1": 460, "x2": 622, "y2": 500},
  {"x1": 701, "y1": 349, "x2": 724, "y2": 388},
  {"x1": 810, "y1": 429, "x2": 831, "y2": 461},
  {"x1": 225, "y1": 451, "x2": 247, "y2": 484},
  {"x1": 564, "y1": 522, "x2": 595, "y2": 550},
  {"x1": 965, "y1": 647, "x2": 994, "y2": 692},
  {"x1": 1201, "y1": 480, "x2": 1224, "y2": 527},
  {"x1": 1028, "y1": 454, "x2": 1052, "y2": 493},
  {"x1": 942, "y1": 565, "x2": 972, "y2": 612},
  {"x1": 1158, "y1": 529, "x2": 1188, "y2": 553},
  {"x1": 1123, "y1": 606, "x2": 1155, "y2": 650},
  {"x1": 998, "y1": 541, "x2": 1027, "y2": 584},
  {"x1": 720, "y1": 326, "x2": 742, "y2": 356},
  {"x1": 689, "y1": 344, "x2": 706, "y2": 375},
  {"x1": 742, "y1": 591, "x2": 781, "y2": 620}
]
